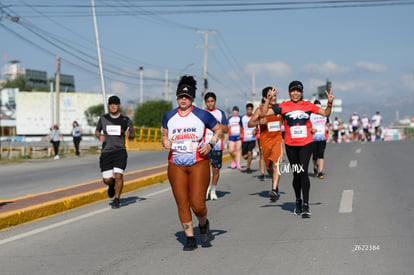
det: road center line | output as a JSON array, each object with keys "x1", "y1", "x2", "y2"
[
  {"x1": 349, "y1": 160, "x2": 358, "y2": 168},
  {"x1": 0, "y1": 187, "x2": 171, "y2": 246},
  {"x1": 339, "y1": 189, "x2": 354, "y2": 213}
]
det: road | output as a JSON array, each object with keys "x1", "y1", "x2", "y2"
[
  {"x1": 0, "y1": 140, "x2": 413, "y2": 274},
  {"x1": 0, "y1": 150, "x2": 169, "y2": 200}
]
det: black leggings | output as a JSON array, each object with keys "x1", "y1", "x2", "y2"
[
  {"x1": 285, "y1": 142, "x2": 313, "y2": 204},
  {"x1": 52, "y1": 141, "x2": 60, "y2": 156}
]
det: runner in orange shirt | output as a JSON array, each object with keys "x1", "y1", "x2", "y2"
[{"x1": 248, "y1": 86, "x2": 283, "y2": 201}]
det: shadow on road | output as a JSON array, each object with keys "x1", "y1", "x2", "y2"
[
  {"x1": 175, "y1": 228, "x2": 228, "y2": 247},
  {"x1": 106, "y1": 196, "x2": 144, "y2": 208}
]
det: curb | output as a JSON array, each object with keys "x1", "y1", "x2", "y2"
[{"x1": 0, "y1": 154, "x2": 233, "y2": 231}]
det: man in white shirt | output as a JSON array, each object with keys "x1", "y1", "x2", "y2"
[{"x1": 371, "y1": 111, "x2": 382, "y2": 139}]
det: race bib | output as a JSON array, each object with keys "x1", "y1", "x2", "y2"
[
  {"x1": 291, "y1": 125, "x2": 307, "y2": 138},
  {"x1": 106, "y1": 125, "x2": 121, "y2": 136},
  {"x1": 172, "y1": 140, "x2": 193, "y2": 153},
  {"x1": 231, "y1": 125, "x2": 240, "y2": 135},
  {"x1": 315, "y1": 126, "x2": 325, "y2": 135},
  {"x1": 267, "y1": 121, "x2": 281, "y2": 132},
  {"x1": 244, "y1": 128, "x2": 254, "y2": 138}
]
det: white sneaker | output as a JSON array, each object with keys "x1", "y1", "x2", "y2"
[
  {"x1": 206, "y1": 184, "x2": 211, "y2": 200},
  {"x1": 54, "y1": 155, "x2": 60, "y2": 160},
  {"x1": 210, "y1": 189, "x2": 218, "y2": 200}
]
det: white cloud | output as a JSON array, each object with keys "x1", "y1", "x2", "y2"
[
  {"x1": 301, "y1": 61, "x2": 350, "y2": 76},
  {"x1": 109, "y1": 81, "x2": 128, "y2": 98},
  {"x1": 355, "y1": 61, "x2": 386, "y2": 73},
  {"x1": 245, "y1": 61, "x2": 292, "y2": 77}
]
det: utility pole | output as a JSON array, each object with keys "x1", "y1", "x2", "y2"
[
  {"x1": 55, "y1": 56, "x2": 60, "y2": 126},
  {"x1": 139, "y1": 66, "x2": 144, "y2": 105},
  {"x1": 91, "y1": 0, "x2": 108, "y2": 113},
  {"x1": 197, "y1": 30, "x2": 215, "y2": 108}
]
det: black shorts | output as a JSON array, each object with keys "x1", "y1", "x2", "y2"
[
  {"x1": 208, "y1": 149, "x2": 223, "y2": 169},
  {"x1": 313, "y1": 140, "x2": 326, "y2": 160},
  {"x1": 333, "y1": 130, "x2": 339, "y2": 138},
  {"x1": 242, "y1": 140, "x2": 256, "y2": 156},
  {"x1": 100, "y1": 149, "x2": 128, "y2": 172}
]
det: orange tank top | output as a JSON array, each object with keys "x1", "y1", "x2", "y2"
[{"x1": 259, "y1": 106, "x2": 283, "y2": 146}]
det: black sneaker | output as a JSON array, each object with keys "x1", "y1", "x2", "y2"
[
  {"x1": 313, "y1": 167, "x2": 318, "y2": 177},
  {"x1": 258, "y1": 174, "x2": 265, "y2": 181},
  {"x1": 318, "y1": 172, "x2": 325, "y2": 179},
  {"x1": 246, "y1": 168, "x2": 252, "y2": 174},
  {"x1": 293, "y1": 199, "x2": 302, "y2": 216},
  {"x1": 111, "y1": 198, "x2": 120, "y2": 209},
  {"x1": 302, "y1": 203, "x2": 311, "y2": 218},
  {"x1": 199, "y1": 219, "x2": 211, "y2": 243},
  {"x1": 269, "y1": 189, "x2": 279, "y2": 202},
  {"x1": 107, "y1": 178, "x2": 115, "y2": 198},
  {"x1": 183, "y1": 236, "x2": 197, "y2": 251}
]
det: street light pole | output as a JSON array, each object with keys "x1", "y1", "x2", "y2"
[{"x1": 91, "y1": 0, "x2": 108, "y2": 113}]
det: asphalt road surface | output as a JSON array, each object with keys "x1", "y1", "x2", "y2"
[
  {"x1": 0, "y1": 140, "x2": 413, "y2": 274},
  {"x1": 0, "y1": 150, "x2": 169, "y2": 200}
]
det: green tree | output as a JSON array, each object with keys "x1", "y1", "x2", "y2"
[
  {"x1": 3, "y1": 75, "x2": 28, "y2": 90},
  {"x1": 133, "y1": 100, "x2": 172, "y2": 128},
  {"x1": 84, "y1": 104, "x2": 104, "y2": 127}
]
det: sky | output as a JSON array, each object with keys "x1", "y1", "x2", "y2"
[{"x1": 1, "y1": 0, "x2": 414, "y2": 119}]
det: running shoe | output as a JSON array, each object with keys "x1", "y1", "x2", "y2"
[
  {"x1": 269, "y1": 189, "x2": 279, "y2": 202},
  {"x1": 313, "y1": 166, "x2": 318, "y2": 177},
  {"x1": 107, "y1": 178, "x2": 115, "y2": 198},
  {"x1": 210, "y1": 190, "x2": 218, "y2": 200},
  {"x1": 199, "y1": 219, "x2": 211, "y2": 243},
  {"x1": 245, "y1": 168, "x2": 252, "y2": 174},
  {"x1": 318, "y1": 172, "x2": 325, "y2": 179},
  {"x1": 302, "y1": 203, "x2": 311, "y2": 218},
  {"x1": 236, "y1": 164, "x2": 242, "y2": 170},
  {"x1": 183, "y1": 236, "x2": 197, "y2": 251},
  {"x1": 111, "y1": 198, "x2": 120, "y2": 209},
  {"x1": 230, "y1": 160, "x2": 236, "y2": 169},
  {"x1": 293, "y1": 199, "x2": 302, "y2": 216},
  {"x1": 258, "y1": 174, "x2": 265, "y2": 181}
]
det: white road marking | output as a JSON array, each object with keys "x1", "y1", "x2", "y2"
[
  {"x1": 339, "y1": 189, "x2": 354, "y2": 213},
  {"x1": 0, "y1": 187, "x2": 171, "y2": 246},
  {"x1": 355, "y1": 148, "x2": 361, "y2": 154},
  {"x1": 349, "y1": 160, "x2": 358, "y2": 168}
]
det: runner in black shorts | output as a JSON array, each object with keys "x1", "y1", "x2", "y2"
[
  {"x1": 204, "y1": 92, "x2": 229, "y2": 200},
  {"x1": 241, "y1": 103, "x2": 257, "y2": 173},
  {"x1": 95, "y1": 95, "x2": 135, "y2": 209}
]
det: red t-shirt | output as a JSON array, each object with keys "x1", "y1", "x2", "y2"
[{"x1": 272, "y1": 101, "x2": 320, "y2": 146}]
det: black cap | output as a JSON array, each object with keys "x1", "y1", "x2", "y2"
[
  {"x1": 108, "y1": 95, "x2": 121, "y2": 105},
  {"x1": 176, "y1": 84, "x2": 196, "y2": 98},
  {"x1": 288, "y1": 80, "x2": 304, "y2": 92},
  {"x1": 176, "y1": 75, "x2": 197, "y2": 98}
]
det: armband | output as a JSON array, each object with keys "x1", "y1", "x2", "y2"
[{"x1": 327, "y1": 102, "x2": 333, "y2": 107}]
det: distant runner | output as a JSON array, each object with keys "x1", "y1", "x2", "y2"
[{"x1": 249, "y1": 86, "x2": 283, "y2": 201}]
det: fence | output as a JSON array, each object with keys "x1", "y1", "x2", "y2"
[{"x1": 132, "y1": 127, "x2": 161, "y2": 142}]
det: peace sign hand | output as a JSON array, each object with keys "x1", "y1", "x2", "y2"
[
  {"x1": 267, "y1": 86, "x2": 278, "y2": 100},
  {"x1": 325, "y1": 88, "x2": 334, "y2": 103}
]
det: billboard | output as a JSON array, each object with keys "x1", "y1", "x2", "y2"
[
  {"x1": 0, "y1": 88, "x2": 18, "y2": 127},
  {"x1": 16, "y1": 92, "x2": 103, "y2": 135}
]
